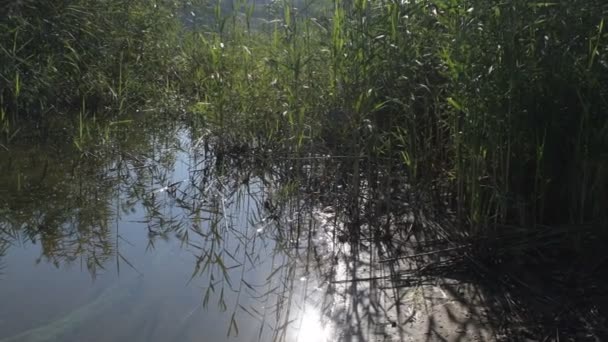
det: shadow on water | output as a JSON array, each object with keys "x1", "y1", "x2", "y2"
[{"x1": 0, "y1": 115, "x2": 607, "y2": 342}]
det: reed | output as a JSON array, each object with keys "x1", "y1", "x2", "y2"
[{"x1": 2, "y1": 0, "x2": 607, "y2": 252}]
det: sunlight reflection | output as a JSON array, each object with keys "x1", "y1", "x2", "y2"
[{"x1": 291, "y1": 307, "x2": 334, "y2": 342}]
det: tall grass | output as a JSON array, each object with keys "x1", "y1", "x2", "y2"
[
  {"x1": 0, "y1": 0, "x2": 184, "y2": 124},
  {"x1": 2, "y1": 0, "x2": 607, "y2": 234},
  {"x1": 1, "y1": 2, "x2": 607, "y2": 338},
  {"x1": 314, "y1": 0, "x2": 606, "y2": 229}
]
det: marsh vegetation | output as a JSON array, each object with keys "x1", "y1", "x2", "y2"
[{"x1": 1, "y1": 0, "x2": 607, "y2": 341}]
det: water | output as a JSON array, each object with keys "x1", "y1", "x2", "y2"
[
  {"x1": 0, "y1": 119, "x2": 334, "y2": 342},
  {"x1": 0, "y1": 118, "x2": 502, "y2": 342}
]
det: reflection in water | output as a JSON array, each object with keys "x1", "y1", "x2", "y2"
[
  {"x1": 0, "y1": 118, "x2": 341, "y2": 342},
  {"x1": 3, "y1": 115, "x2": 492, "y2": 342},
  {"x1": 292, "y1": 308, "x2": 332, "y2": 342},
  {"x1": 3, "y1": 119, "x2": 604, "y2": 341}
]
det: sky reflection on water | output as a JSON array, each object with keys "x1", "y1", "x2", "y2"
[{"x1": 0, "y1": 122, "x2": 334, "y2": 342}]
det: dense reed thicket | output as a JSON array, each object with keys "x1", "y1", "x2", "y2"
[
  {"x1": 2, "y1": 0, "x2": 607, "y2": 232},
  {"x1": 0, "y1": 0, "x2": 184, "y2": 125},
  {"x1": 190, "y1": 0, "x2": 608, "y2": 231},
  {"x1": 2, "y1": 1, "x2": 607, "y2": 339}
]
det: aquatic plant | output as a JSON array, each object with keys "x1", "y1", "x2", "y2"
[
  {"x1": 1, "y1": 0, "x2": 607, "y2": 338},
  {"x1": 0, "y1": 0, "x2": 184, "y2": 122}
]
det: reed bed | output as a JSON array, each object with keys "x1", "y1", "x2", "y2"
[{"x1": 2, "y1": 0, "x2": 607, "y2": 339}]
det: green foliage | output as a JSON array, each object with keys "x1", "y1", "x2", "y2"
[
  {"x1": 194, "y1": 0, "x2": 608, "y2": 229},
  {"x1": 0, "y1": 0, "x2": 183, "y2": 122},
  {"x1": 434, "y1": 0, "x2": 608, "y2": 227},
  {"x1": 2, "y1": 0, "x2": 606, "y2": 229}
]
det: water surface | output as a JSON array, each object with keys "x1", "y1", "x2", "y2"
[{"x1": 0, "y1": 119, "x2": 332, "y2": 342}]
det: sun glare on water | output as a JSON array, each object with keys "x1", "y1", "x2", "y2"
[{"x1": 291, "y1": 308, "x2": 334, "y2": 342}]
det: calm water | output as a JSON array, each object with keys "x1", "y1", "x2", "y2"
[{"x1": 0, "y1": 120, "x2": 335, "y2": 342}]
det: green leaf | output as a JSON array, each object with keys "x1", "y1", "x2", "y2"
[{"x1": 447, "y1": 97, "x2": 462, "y2": 111}]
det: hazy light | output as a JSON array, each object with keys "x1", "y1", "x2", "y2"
[{"x1": 292, "y1": 308, "x2": 333, "y2": 342}]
